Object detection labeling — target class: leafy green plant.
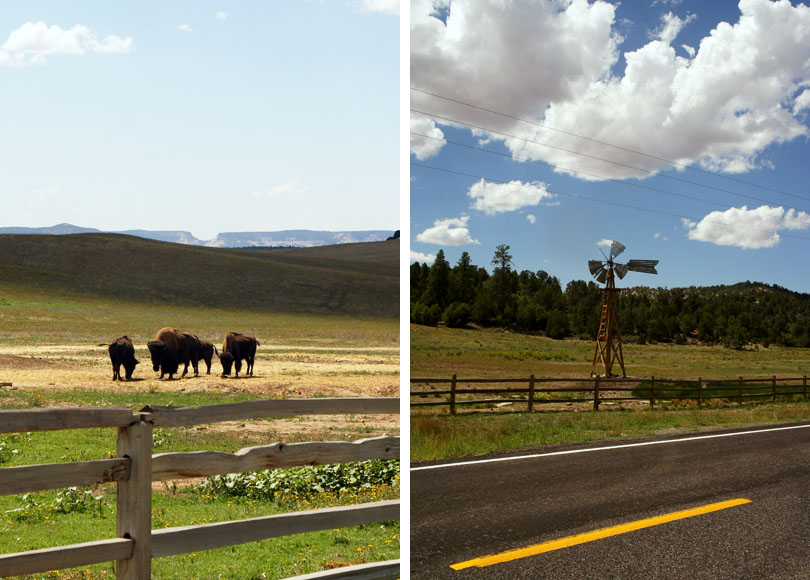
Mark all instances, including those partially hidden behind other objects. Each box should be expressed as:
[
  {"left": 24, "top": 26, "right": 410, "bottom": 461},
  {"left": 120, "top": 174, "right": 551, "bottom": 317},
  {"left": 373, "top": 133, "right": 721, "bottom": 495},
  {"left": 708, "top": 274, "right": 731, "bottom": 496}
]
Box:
[
  {"left": 195, "top": 460, "right": 400, "bottom": 501},
  {"left": 0, "top": 438, "right": 20, "bottom": 463},
  {"left": 12, "top": 487, "right": 109, "bottom": 523}
]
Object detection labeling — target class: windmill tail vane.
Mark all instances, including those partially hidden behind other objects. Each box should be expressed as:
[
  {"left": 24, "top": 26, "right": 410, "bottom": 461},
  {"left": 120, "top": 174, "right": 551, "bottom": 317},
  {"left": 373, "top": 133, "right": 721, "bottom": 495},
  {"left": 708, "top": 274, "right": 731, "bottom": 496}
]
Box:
[{"left": 588, "top": 240, "right": 659, "bottom": 378}]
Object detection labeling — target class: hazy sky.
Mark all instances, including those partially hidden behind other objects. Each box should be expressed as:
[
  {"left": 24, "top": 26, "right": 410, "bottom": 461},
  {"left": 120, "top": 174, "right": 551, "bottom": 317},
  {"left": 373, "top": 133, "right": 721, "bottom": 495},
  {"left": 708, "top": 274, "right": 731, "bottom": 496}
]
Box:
[
  {"left": 410, "top": 0, "right": 810, "bottom": 293},
  {"left": 1, "top": 1, "right": 399, "bottom": 240}
]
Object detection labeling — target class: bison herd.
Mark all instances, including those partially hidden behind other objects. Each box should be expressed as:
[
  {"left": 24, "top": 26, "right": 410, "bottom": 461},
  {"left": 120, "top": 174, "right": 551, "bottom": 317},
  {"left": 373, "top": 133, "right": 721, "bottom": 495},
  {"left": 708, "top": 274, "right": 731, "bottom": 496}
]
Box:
[{"left": 106, "top": 327, "right": 259, "bottom": 381}]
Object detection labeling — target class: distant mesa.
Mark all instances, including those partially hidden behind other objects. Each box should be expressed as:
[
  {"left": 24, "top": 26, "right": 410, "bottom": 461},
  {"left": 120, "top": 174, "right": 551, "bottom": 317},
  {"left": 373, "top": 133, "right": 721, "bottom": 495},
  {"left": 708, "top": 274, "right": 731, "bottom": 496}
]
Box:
[{"left": 0, "top": 223, "right": 398, "bottom": 249}]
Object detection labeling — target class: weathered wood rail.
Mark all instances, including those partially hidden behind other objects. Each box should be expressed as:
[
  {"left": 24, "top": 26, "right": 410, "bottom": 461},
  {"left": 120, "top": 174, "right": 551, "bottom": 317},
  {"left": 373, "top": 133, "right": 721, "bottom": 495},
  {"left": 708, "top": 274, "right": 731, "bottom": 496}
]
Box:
[
  {"left": 0, "top": 397, "right": 400, "bottom": 579},
  {"left": 411, "top": 375, "right": 810, "bottom": 413}
]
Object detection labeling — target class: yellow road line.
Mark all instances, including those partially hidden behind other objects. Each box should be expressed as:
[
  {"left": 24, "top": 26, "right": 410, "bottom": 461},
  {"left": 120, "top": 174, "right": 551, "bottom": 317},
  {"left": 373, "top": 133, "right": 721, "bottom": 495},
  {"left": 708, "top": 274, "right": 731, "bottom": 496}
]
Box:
[{"left": 450, "top": 498, "right": 751, "bottom": 570}]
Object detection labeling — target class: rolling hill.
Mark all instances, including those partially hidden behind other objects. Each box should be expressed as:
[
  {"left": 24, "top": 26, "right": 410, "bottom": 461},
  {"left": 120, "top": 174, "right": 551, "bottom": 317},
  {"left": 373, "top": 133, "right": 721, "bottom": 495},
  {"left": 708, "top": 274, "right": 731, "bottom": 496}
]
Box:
[{"left": 0, "top": 234, "right": 399, "bottom": 318}]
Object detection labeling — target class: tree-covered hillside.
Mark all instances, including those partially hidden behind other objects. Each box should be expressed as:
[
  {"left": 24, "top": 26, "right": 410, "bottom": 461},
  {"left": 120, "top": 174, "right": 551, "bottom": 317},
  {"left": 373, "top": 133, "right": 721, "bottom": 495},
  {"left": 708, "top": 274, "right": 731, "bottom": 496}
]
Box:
[{"left": 411, "top": 246, "right": 810, "bottom": 348}]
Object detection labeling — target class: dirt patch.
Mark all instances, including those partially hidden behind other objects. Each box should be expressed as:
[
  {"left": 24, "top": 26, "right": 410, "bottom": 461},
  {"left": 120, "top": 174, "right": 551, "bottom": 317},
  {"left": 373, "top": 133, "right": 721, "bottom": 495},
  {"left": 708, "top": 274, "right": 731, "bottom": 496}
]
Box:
[
  {"left": 0, "top": 353, "right": 73, "bottom": 370},
  {"left": 0, "top": 343, "right": 400, "bottom": 436}
]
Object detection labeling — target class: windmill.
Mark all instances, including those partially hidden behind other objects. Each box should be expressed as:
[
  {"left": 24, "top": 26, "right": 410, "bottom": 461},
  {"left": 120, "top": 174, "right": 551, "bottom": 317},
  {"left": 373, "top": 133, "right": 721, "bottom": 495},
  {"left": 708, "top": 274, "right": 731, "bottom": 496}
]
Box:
[{"left": 588, "top": 241, "right": 658, "bottom": 378}]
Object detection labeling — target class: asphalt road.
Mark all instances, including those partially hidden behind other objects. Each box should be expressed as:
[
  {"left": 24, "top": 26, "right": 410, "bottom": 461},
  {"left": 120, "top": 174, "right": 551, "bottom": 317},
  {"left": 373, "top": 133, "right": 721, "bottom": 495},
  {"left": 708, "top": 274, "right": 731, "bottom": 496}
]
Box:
[{"left": 410, "top": 423, "right": 810, "bottom": 579}]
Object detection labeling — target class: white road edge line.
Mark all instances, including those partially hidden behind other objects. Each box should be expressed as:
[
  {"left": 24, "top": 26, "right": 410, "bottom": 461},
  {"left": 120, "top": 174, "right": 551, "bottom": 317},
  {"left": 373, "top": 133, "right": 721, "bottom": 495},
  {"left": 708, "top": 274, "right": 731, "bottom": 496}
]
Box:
[{"left": 411, "top": 423, "right": 810, "bottom": 472}]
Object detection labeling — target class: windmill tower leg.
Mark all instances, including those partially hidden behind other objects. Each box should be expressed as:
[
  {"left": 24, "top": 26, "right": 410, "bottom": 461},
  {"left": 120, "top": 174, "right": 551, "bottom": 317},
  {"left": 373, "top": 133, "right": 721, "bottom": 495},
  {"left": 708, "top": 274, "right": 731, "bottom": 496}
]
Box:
[{"left": 591, "top": 268, "right": 626, "bottom": 378}]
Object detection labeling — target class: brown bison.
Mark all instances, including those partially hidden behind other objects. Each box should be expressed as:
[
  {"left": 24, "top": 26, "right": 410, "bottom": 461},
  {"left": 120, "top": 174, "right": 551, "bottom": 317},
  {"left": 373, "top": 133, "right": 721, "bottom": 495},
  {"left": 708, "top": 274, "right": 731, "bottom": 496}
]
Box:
[
  {"left": 108, "top": 336, "right": 139, "bottom": 381},
  {"left": 147, "top": 327, "right": 201, "bottom": 380},
  {"left": 194, "top": 335, "right": 218, "bottom": 375},
  {"left": 218, "top": 332, "right": 259, "bottom": 377}
]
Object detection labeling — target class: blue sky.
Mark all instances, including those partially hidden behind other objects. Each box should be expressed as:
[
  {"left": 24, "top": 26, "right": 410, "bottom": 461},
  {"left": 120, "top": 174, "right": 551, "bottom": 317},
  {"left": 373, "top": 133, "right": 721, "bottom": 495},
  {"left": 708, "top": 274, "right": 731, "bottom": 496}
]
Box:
[
  {"left": 410, "top": 0, "right": 810, "bottom": 293},
  {"left": 1, "top": 1, "right": 399, "bottom": 240}
]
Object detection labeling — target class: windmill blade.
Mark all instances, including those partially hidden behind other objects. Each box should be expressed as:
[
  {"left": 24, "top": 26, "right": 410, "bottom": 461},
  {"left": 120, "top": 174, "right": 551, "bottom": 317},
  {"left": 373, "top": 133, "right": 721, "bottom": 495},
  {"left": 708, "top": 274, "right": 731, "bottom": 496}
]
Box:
[
  {"left": 609, "top": 240, "right": 626, "bottom": 260},
  {"left": 614, "top": 263, "right": 629, "bottom": 279},
  {"left": 595, "top": 269, "right": 608, "bottom": 284},
  {"left": 588, "top": 260, "right": 605, "bottom": 277},
  {"left": 627, "top": 259, "right": 659, "bottom": 274}
]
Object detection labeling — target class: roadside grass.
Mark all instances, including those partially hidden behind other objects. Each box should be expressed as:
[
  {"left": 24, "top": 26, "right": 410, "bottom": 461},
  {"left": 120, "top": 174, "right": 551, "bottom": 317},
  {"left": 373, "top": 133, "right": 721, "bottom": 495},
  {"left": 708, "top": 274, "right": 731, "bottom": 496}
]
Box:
[{"left": 411, "top": 400, "right": 810, "bottom": 462}]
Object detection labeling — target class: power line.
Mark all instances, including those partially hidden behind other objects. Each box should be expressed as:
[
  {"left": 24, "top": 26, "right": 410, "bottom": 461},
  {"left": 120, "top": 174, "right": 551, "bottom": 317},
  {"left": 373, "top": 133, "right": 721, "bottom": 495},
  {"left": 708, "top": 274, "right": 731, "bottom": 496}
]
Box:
[
  {"left": 411, "top": 108, "right": 810, "bottom": 217},
  {"left": 411, "top": 86, "right": 810, "bottom": 203},
  {"left": 411, "top": 162, "right": 810, "bottom": 243},
  {"left": 410, "top": 131, "right": 810, "bottom": 230}
]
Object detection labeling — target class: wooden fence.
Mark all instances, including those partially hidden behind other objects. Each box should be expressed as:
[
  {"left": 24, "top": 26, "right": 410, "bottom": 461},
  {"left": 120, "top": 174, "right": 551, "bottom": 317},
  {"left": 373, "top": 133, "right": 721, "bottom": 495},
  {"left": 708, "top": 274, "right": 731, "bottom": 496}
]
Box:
[
  {"left": 0, "top": 398, "right": 400, "bottom": 580},
  {"left": 411, "top": 375, "right": 810, "bottom": 413}
]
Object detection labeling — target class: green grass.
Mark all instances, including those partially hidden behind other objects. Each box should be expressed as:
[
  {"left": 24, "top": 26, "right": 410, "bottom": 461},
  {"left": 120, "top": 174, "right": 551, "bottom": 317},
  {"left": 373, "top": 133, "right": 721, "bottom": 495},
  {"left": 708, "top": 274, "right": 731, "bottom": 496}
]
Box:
[
  {"left": 411, "top": 400, "right": 810, "bottom": 461},
  {"left": 0, "top": 423, "right": 400, "bottom": 579},
  {"left": 411, "top": 324, "right": 810, "bottom": 379},
  {"left": 411, "top": 324, "right": 810, "bottom": 460},
  {"left": 0, "top": 297, "right": 398, "bottom": 347},
  {"left": 2, "top": 485, "right": 399, "bottom": 579}
]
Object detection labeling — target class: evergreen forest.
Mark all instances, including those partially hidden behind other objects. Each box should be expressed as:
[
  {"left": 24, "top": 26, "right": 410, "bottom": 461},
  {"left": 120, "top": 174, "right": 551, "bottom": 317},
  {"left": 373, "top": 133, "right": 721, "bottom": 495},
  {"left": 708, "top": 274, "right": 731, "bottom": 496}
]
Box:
[{"left": 410, "top": 245, "right": 810, "bottom": 349}]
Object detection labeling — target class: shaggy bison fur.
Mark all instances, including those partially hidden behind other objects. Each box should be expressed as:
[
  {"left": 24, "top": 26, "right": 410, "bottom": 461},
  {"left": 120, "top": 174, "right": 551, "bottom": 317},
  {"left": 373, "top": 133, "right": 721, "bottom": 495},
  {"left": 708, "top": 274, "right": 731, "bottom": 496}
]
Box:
[
  {"left": 194, "top": 336, "right": 218, "bottom": 375},
  {"left": 147, "top": 327, "right": 201, "bottom": 380},
  {"left": 218, "top": 332, "right": 259, "bottom": 377},
  {"left": 108, "top": 336, "right": 139, "bottom": 381}
]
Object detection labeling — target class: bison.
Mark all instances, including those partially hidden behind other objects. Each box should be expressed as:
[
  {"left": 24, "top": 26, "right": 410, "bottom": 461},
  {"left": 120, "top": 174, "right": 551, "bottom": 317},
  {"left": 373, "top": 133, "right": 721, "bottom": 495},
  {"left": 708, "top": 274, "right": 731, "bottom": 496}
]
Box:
[
  {"left": 194, "top": 336, "right": 218, "bottom": 375},
  {"left": 218, "top": 332, "right": 259, "bottom": 377},
  {"left": 147, "top": 327, "right": 201, "bottom": 380},
  {"left": 108, "top": 336, "right": 139, "bottom": 381}
]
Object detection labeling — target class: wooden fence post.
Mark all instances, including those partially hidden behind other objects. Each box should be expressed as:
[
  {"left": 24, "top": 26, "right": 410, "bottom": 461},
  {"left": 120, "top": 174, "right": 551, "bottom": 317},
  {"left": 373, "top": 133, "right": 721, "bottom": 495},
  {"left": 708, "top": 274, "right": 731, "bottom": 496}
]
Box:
[
  {"left": 593, "top": 377, "right": 600, "bottom": 411},
  {"left": 772, "top": 375, "right": 776, "bottom": 402},
  {"left": 650, "top": 376, "right": 655, "bottom": 408},
  {"left": 117, "top": 417, "right": 152, "bottom": 580},
  {"left": 528, "top": 375, "right": 535, "bottom": 413},
  {"left": 738, "top": 377, "right": 743, "bottom": 406},
  {"left": 450, "top": 374, "right": 457, "bottom": 415},
  {"left": 696, "top": 377, "right": 702, "bottom": 407},
  {"left": 804, "top": 375, "right": 807, "bottom": 399}
]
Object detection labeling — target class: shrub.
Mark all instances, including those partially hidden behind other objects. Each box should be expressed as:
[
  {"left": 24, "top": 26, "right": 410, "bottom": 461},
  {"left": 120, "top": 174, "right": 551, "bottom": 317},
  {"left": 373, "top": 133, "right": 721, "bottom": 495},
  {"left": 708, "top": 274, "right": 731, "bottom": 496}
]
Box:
[
  {"left": 444, "top": 303, "right": 471, "bottom": 328},
  {"left": 411, "top": 303, "right": 441, "bottom": 326}
]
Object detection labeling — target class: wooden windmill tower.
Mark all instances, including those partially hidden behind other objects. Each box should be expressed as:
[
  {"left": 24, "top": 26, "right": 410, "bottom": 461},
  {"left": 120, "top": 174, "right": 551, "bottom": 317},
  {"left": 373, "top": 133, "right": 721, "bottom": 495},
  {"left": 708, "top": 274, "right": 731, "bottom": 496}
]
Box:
[{"left": 588, "top": 241, "right": 658, "bottom": 377}]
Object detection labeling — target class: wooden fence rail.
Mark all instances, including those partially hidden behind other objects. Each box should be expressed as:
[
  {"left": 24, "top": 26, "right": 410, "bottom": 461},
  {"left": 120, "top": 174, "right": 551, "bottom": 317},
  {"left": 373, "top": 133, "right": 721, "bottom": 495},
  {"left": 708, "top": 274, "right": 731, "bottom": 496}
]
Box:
[
  {"left": 411, "top": 375, "right": 809, "bottom": 413},
  {"left": 0, "top": 398, "right": 400, "bottom": 580}
]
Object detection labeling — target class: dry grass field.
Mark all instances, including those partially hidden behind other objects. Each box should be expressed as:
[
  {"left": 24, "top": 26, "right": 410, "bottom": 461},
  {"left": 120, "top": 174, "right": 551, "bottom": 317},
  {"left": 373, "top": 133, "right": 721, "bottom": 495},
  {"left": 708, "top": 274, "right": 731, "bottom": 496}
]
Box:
[
  {"left": 0, "top": 339, "right": 399, "bottom": 440},
  {"left": 411, "top": 323, "right": 810, "bottom": 380}
]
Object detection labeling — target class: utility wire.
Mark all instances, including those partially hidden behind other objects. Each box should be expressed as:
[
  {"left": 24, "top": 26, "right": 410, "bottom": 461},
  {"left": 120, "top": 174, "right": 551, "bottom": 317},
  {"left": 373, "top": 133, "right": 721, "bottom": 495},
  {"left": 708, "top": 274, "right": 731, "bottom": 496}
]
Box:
[
  {"left": 410, "top": 131, "right": 810, "bottom": 230},
  {"left": 411, "top": 162, "right": 810, "bottom": 243},
  {"left": 411, "top": 86, "right": 810, "bottom": 203},
  {"left": 411, "top": 108, "right": 810, "bottom": 217}
]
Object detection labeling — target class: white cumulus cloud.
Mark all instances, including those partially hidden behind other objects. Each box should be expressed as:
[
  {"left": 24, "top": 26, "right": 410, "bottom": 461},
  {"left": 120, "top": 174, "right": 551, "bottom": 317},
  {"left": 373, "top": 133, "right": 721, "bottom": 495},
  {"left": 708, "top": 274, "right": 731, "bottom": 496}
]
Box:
[
  {"left": 685, "top": 205, "right": 810, "bottom": 249},
  {"left": 526, "top": 214, "right": 536, "bottom": 224},
  {"left": 410, "top": 116, "right": 445, "bottom": 160},
  {"left": 357, "top": 0, "right": 400, "bottom": 15},
  {"left": 1, "top": 22, "right": 132, "bottom": 66},
  {"left": 412, "top": 0, "right": 810, "bottom": 180},
  {"left": 178, "top": 24, "right": 193, "bottom": 33},
  {"left": 216, "top": 11, "right": 228, "bottom": 20},
  {"left": 467, "top": 178, "right": 552, "bottom": 215},
  {"left": 416, "top": 215, "right": 478, "bottom": 246},
  {"left": 653, "top": 12, "right": 695, "bottom": 44},
  {"left": 411, "top": 250, "right": 436, "bottom": 264}
]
